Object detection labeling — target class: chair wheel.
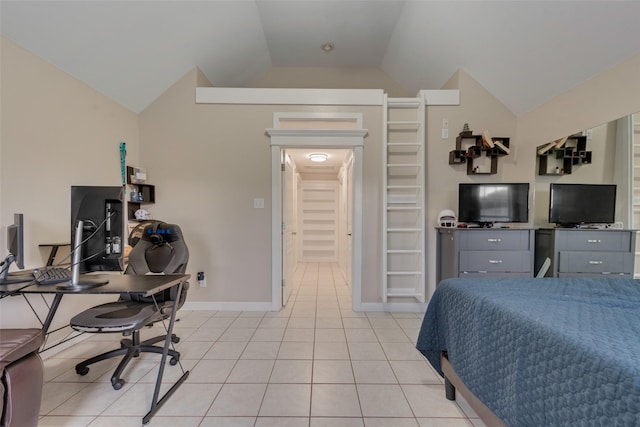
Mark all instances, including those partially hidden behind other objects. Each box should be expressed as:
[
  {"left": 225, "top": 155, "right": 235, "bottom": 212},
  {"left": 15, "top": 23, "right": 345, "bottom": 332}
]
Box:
[
  {"left": 170, "top": 356, "right": 179, "bottom": 365},
  {"left": 76, "top": 366, "right": 90, "bottom": 376},
  {"left": 112, "top": 379, "right": 125, "bottom": 390},
  {"left": 171, "top": 335, "right": 180, "bottom": 343}
]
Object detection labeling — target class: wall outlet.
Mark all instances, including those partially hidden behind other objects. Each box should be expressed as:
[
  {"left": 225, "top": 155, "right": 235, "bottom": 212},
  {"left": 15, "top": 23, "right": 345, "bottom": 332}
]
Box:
[
  {"left": 197, "top": 271, "right": 206, "bottom": 287},
  {"left": 441, "top": 128, "right": 449, "bottom": 139}
]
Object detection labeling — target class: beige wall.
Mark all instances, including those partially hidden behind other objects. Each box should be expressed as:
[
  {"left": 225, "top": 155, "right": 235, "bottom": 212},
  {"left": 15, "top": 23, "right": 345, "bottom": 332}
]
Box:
[
  {"left": 139, "top": 68, "right": 386, "bottom": 304},
  {"left": 2, "top": 34, "right": 640, "bottom": 316},
  {"left": 518, "top": 53, "right": 640, "bottom": 230},
  {"left": 0, "top": 36, "right": 139, "bottom": 332},
  {"left": 424, "top": 69, "right": 521, "bottom": 298}
]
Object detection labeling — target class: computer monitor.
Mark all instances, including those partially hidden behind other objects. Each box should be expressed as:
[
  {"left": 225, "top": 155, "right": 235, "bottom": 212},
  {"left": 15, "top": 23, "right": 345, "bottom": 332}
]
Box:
[
  {"left": 70, "top": 186, "right": 124, "bottom": 272},
  {"left": 0, "top": 213, "right": 30, "bottom": 284}
]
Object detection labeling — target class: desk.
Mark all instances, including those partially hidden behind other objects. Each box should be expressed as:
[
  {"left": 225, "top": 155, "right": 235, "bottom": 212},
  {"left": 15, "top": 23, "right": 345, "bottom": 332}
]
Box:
[
  {"left": 38, "top": 242, "right": 71, "bottom": 266},
  {"left": 5, "top": 273, "right": 190, "bottom": 425}
]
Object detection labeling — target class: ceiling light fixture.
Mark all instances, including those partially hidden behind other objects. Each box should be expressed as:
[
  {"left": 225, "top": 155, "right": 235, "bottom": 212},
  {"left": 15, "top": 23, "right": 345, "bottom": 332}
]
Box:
[
  {"left": 308, "top": 152, "right": 329, "bottom": 162},
  {"left": 321, "top": 43, "right": 335, "bottom": 53}
]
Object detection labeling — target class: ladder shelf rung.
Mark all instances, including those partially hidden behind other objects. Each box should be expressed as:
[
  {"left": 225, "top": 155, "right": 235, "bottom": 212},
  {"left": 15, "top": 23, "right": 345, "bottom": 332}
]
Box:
[
  {"left": 386, "top": 207, "right": 421, "bottom": 211},
  {"left": 387, "top": 185, "right": 420, "bottom": 189},
  {"left": 387, "top": 98, "right": 422, "bottom": 108},
  {"left": 386, "top": 289, "right": 423, "bottom": 298}
]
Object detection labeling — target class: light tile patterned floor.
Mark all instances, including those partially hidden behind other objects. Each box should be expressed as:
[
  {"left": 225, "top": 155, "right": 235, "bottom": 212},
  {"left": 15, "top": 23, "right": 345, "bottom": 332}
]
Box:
[{"left": 38, "top": 263, "right": 484, "bottom": 426}]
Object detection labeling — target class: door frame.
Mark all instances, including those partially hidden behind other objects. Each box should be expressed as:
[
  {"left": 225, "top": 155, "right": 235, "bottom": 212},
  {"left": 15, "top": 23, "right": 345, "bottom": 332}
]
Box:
[{"left": 266, "top": 112, "right": 367, "bottom": 311}]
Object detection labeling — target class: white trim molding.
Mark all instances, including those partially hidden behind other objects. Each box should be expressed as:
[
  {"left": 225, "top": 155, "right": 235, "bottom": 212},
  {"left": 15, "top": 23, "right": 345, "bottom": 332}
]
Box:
[
  {"left": 419, "top": 89, "right": 460, "bottom": 106},
  {"left": 267, "top": 112, "right": 367, "bottom": 312},
  {"left": 196, "top": 87, "right": 384, "bottom": 106},
  {"left": 266, "top": 129, "right": 367, "bottom": 147}
]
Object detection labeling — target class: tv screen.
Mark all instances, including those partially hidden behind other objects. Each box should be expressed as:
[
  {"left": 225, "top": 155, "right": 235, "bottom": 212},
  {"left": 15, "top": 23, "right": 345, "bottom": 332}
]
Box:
[
  {"left": 458, "top": 183, "right": 529, "bottom": 226},
  {"left": 549, "top": 183, "right": 616, "bottom": 226}
]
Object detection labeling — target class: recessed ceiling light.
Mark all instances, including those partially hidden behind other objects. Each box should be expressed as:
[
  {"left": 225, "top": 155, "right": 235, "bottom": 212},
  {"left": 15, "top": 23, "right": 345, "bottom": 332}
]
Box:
[
  {"left": 321, "top": 43, "right": 335, "bottom": 53},
  {"left": 308, "top": 152, "right": 329, "bottom": 162}
]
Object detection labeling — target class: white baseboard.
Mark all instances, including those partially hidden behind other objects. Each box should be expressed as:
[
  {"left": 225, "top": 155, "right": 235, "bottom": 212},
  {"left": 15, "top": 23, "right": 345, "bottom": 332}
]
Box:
[{"left": 183, "top": 301, "right": 274, "bottom": 312}]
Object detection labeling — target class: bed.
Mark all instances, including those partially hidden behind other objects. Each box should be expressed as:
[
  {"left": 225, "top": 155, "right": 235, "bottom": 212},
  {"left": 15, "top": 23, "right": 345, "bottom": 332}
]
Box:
[{"left": 416, "top": 277, "right": 640, "bottom": 426}]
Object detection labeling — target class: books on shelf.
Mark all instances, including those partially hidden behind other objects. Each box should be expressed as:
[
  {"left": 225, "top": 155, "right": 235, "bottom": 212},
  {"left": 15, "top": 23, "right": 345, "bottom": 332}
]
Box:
[
  {"left": 482, "top": 131, "right": 494, "bottom": 148},
  {"left": 554, "top": 136, "right": 568, "bottom": 148},
  {"left": 537, "top": 142, "right": 556, "bottom": 155},
  {"left": 493, "top": 139, "right": 510, "bottom": 154}
]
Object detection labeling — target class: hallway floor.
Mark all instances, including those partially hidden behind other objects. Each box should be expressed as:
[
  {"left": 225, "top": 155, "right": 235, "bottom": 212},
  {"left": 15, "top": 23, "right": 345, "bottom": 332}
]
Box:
[{"left": 38, "top": 262, "right": 483, "bottom": 426}]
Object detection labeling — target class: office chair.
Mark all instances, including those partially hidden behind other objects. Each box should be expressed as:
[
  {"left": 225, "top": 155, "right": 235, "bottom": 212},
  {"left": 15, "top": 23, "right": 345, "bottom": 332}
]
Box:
[{"left": 70, "top": 222, "right": 189, "bottom": 390}]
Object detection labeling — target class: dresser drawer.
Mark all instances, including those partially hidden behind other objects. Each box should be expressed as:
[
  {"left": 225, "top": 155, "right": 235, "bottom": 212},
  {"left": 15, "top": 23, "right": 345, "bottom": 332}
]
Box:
[
  {"left": 557, "top": 230, "right": 631, "bottom": 252},
  {"left": 558, "top": 251, "right": 634, "bottom": 274},
  {"left": 459, "top": 230, "right": 531, "bottom": 250},
  {"left": 460, "top": 251, "right": 532, "bottom": 273}
]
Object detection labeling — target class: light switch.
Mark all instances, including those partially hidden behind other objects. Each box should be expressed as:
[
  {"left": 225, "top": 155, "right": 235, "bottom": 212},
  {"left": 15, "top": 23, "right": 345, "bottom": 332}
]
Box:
[
  {"left": 254, "top": 198, "right": 265, "bottom": 209},
  {"left": 441, "top": 128, "right": 449, "bottom": 139}
]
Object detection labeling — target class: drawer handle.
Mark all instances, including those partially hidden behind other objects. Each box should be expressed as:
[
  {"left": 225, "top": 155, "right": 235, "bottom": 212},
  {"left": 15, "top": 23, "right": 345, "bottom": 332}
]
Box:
[
  {"left": 587, "top": 239, "right": 602, "bottom": 243},
  {"left": 488, "top": 260, "right": 503, "bottom": 264},
  {"left": 487, "top": 238, "right": 501, "bottom": 243},
  {"left": 589, "top": 261, "right": 604, "bottom": 265}
]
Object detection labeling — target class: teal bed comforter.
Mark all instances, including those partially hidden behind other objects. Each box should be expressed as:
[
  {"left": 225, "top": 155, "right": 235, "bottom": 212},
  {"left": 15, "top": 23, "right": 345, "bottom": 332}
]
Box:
[{"left": 416, "top": 277, "right": 640, "bottom": 426}]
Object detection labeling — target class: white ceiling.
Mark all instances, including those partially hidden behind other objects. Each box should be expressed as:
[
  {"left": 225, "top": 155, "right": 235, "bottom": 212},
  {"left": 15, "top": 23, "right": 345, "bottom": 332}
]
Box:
[{"left": 2, "top": 1, "right": 640, "bottom": 115}]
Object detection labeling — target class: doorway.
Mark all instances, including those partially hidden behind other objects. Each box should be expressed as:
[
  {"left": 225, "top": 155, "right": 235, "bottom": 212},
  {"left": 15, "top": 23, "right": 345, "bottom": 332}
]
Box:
[
  {"left": 267, "top": 112, "right": 367, "bottom": 311},
  {"left": 281, "top": 148, "right": 354, "bottom": 306}
]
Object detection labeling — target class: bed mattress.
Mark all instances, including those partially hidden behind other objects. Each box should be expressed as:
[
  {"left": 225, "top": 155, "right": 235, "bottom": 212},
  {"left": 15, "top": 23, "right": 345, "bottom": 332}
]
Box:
[{"left": 416, "top": 277, "right": 640, "bottom": 426}]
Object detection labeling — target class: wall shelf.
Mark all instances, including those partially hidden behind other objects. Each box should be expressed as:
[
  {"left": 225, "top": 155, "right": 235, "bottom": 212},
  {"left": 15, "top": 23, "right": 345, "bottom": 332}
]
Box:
[
  {"left": 448, "top": 132, "right": 510, "bottom": 175},
  {"left": 126, "top": 166, "right": 155, "bottom": 220},
  {"left": 537, "top": 135, "right": 591, "bottom": 175}
]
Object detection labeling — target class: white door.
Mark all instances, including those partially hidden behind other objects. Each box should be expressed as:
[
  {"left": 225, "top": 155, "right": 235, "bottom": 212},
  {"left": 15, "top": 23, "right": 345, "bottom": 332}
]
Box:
[
  {"left": 338, "top": 153, "right": 354, "bottom": 286},
  {"left": 346, "top": 155, "right": 354, "bottom": 285},
  {"left": 282, "top": 152, "right": 297, "bottom": 306},
  {"left": 298, "top": 181, "right": 339, "bottom": 262}
]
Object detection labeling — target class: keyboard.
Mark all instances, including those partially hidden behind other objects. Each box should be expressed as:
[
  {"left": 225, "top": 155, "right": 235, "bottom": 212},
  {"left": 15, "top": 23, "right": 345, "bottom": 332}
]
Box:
[{"left": 32, "top": 267, "right": 72, "bottom": 285}]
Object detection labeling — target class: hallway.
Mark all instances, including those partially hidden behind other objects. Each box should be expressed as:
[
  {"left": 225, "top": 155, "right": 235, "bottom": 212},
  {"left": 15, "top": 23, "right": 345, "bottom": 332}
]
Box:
[{"left": 37, "top": 262, "right": 482, "bottom": 426}]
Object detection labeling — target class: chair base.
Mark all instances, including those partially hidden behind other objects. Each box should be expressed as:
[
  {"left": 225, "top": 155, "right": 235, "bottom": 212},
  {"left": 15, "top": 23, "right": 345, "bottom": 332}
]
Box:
[{"left": 75, "top": 330, "right": 180, "bottom": 390}]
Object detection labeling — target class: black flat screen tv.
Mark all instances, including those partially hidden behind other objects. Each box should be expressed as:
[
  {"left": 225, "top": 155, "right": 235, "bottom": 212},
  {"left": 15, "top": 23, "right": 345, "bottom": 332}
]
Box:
[
  {"left": 549, "top": 183, "right": 616, "bottom": 227},
  {"left": 458, "top": 183, "right": 529, "bottom": 227}
]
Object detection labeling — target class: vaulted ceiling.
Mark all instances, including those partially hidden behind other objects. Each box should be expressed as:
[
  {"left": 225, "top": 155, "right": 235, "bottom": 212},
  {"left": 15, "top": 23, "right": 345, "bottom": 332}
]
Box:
[{"left": 2, "top": 1, "right": 639, "bottom": 116}]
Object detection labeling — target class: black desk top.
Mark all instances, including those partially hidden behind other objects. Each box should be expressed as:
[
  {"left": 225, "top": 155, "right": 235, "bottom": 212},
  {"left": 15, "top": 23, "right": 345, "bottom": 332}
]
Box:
[{"left": 5, "top": 273, "right": 190, "bottom": 297}]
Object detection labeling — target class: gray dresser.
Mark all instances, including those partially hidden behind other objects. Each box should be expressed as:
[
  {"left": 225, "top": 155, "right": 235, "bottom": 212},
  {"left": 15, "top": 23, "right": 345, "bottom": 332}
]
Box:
[
  {"left": 534, "top": 228, "right": 636, "bottom": 278},
  {"left": 436, "top": 228, "right": 535, "bottom": 283}
]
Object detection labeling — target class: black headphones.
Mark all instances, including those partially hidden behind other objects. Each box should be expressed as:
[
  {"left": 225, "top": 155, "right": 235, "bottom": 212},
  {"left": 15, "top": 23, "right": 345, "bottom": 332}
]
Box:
[{"left": 147, "top": 222, "right": 174, "bottom": 250}]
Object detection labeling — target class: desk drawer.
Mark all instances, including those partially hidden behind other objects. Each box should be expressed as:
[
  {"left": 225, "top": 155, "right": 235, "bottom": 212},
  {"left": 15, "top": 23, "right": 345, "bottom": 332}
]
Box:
[
  {"left": 459, "top": 230, "right": 531, "bottom": 250},
  {"left": 460, "top": 251, "right": 531, "bottom": 273},
  {"left": 558, "top": 231, "right": 630, "bottom": 252},
  {"left": 558, "top": 251, "right": 634, "bottom": 274}
]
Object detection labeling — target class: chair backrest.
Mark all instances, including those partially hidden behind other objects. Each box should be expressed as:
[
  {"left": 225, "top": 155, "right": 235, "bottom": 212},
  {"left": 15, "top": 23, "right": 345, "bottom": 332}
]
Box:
[{"left": 124, "top": 222, "right": 189, "bottom": 303}]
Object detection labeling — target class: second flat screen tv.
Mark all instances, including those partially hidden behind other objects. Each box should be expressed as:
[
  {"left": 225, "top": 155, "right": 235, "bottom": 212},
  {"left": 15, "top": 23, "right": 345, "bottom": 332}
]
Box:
[
  {"left": 458, "top": 183, "right": 529, "bottom": 227},
  {"left": 549, "top": 183, "right": 616, "bottom": 227}
]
